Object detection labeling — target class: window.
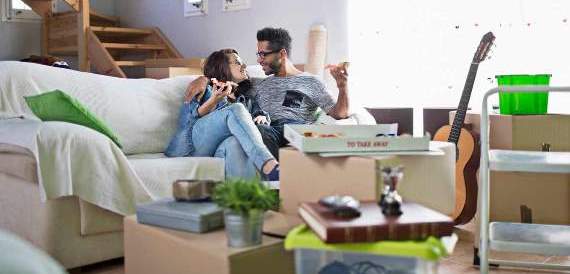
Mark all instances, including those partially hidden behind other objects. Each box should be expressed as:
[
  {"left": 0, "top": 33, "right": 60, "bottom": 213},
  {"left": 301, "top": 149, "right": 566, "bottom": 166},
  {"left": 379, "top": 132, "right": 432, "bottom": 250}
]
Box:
[
  {"left": 1, "top": 0, "right": 40, "bottom": 22},
  {"left": 348, "top": 0, "right": 570, "bottom": 135},
  {"left": 184, "top": 0, "right": 207, "bottom": 17}
]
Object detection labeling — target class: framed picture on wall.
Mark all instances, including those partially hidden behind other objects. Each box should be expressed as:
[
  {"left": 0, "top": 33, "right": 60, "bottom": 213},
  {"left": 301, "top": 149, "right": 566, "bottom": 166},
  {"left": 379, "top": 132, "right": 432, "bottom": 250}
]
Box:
[
  {"left": 184, "top": 0, "right": 208, "bottom": 17},
  {"left": 223, "top": 0, "right": 250, "bottom": 12}
]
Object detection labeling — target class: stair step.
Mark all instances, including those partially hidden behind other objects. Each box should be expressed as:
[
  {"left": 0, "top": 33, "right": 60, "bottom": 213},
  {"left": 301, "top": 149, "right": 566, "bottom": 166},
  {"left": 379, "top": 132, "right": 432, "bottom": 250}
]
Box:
[
  {"left": 51, "top": 11, "right": 79, "bottom": 18},
  {"left": 116, "top": 61, "right": 146, "bottom": 67},
  {"left": 62, "top": 0, "right": 79, "bottom": 12},
  {"left": 50, "top": 11, "right": 119, "bottom": 26},
  {"left": 49, "top": 46, "right": 77, "bottom": 55},
  {"left": 102, "top": 43, "right": 166, "bottom": 50},
  {"left": 91, "top": 26, "right": 153, "bottom": 36},
  {"left": 89, "top": 10, "right": 119, "bottom": 25}
]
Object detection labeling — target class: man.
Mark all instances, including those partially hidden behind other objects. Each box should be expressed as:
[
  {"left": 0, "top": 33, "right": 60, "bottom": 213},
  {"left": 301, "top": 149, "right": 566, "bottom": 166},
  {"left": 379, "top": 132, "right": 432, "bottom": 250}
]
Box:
[{"left": 254, "top": 27, "right": 350, "bottom": 159}]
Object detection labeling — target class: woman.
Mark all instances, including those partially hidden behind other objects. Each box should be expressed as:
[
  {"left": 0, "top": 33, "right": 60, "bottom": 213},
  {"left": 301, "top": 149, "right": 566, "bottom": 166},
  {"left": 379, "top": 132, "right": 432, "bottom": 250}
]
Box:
[{"left": 165, "top": 49, "right": 278, "bottom": 180}]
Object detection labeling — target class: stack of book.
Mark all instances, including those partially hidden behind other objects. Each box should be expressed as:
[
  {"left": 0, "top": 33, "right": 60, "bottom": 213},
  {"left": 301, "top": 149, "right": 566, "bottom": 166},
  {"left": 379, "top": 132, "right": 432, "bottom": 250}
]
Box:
[{"left": 298, "top": 201, "right": 454, "bottom": 243}]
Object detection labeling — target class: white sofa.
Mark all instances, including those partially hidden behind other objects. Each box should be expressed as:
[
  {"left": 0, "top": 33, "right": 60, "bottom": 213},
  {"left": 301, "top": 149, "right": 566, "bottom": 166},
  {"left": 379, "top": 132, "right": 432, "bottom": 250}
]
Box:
[
  {"left": 0, "top": 61, "right": 375, "bottom": 268},
  {"left": 0, "top": 61, "right": 228, "bottom": 268}
]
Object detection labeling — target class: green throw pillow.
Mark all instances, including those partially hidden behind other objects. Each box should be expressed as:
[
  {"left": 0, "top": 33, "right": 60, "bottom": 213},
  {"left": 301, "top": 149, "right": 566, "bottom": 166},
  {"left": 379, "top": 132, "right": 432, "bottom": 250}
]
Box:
[{"left": 24, "top": 90, "right": 122, "bottom": 148}]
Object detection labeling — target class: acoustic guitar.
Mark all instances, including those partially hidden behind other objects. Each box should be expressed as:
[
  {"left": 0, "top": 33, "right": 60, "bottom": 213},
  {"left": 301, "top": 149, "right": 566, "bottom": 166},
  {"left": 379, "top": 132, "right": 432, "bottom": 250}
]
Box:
[{"left": 434, "top": 32, "right": 495, "bottom": 225}]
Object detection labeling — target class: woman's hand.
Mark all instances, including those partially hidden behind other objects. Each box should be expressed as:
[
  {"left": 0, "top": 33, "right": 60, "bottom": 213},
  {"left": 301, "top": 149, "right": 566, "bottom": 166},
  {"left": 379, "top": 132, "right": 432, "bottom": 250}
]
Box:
[
  {"left": 211, "top": 79, "right": 238, "bottom": 101},
  {"left": 197, "top": 79, "right": 234, "bottom": 117}
]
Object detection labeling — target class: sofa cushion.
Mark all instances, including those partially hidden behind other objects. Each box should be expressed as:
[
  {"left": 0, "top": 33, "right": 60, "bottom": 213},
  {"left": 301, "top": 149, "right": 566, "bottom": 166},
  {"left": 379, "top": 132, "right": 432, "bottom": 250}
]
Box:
[{"left": 24, "top": 90, "right": 122, "bottom": 148}]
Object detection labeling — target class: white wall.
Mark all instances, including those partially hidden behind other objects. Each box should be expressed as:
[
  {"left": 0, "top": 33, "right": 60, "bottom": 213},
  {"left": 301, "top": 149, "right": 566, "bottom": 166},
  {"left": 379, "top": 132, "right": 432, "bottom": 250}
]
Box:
[
  {"left": 115, "top": 0, "right": 349, "bottom": 67},
  {"left": 0, "top": 21, "right": 41, "bottom": 60}
]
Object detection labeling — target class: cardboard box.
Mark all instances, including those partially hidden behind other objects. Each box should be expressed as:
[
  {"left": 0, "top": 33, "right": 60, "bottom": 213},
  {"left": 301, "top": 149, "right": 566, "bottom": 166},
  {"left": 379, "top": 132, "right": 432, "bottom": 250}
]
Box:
[
  {"left": 124, "top": 216, "right": 294, "bottom": 274},
  {"left": 450, "top": 112, "right": 570, "bottom": 224},
  {"left": 145, "top": 67, "right": 203, "bottom": 79},
  {"left": 145, "top": 58, "right": 204, "bottom": 79},
  {"left": 279, "top": 141, "right": 455, "bottom": 217},
  {"left": 262, "top": 210, "right": 303, "bottom": 238},
  {"left": 449, "top": 112, "right": 570, "bottom": 151},
  {"left": 145, "top": 58, "right": 204, "bottom": 68}
]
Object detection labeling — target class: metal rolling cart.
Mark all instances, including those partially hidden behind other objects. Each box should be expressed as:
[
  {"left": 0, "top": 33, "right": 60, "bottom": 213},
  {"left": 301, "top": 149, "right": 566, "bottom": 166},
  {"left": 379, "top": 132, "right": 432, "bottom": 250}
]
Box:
[{"left": 478, "top": 85, "right": 570, "bottom": 273}]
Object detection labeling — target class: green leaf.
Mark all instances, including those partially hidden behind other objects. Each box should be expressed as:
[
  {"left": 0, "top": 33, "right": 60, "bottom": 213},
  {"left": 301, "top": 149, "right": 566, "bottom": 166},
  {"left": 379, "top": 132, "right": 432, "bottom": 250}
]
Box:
[{"left": 212, "top": 177, "right": 280, "bottom": 216}]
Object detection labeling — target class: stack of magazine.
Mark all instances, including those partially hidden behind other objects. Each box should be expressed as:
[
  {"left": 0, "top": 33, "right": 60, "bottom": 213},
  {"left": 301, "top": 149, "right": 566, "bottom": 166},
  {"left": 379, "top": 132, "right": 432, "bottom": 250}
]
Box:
[{"left": 136, "top": 198, "right": 224, "bottom": 233}]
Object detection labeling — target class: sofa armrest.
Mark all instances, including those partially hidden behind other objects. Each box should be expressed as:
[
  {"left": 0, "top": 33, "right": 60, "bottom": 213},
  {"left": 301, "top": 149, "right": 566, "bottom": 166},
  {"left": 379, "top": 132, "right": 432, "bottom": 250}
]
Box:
[{"left": 0, "top": 149, "right": 37, "bottom": 183}]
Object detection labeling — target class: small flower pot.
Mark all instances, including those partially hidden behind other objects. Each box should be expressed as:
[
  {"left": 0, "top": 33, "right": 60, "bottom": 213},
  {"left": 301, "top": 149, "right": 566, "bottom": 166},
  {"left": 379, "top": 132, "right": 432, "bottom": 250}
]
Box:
[{"left": 223, "top": 209, "right": 264, "bottom": 248}]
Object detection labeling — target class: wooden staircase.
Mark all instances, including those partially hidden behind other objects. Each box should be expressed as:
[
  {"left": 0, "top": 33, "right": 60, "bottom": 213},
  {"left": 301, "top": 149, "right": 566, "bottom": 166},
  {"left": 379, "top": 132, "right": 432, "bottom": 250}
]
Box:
[
  {"left": 23, "top": 0, "right": 183, "bottom": 78},
  {"left": 87, "top": 25, "right": 182, "bottom": 78}
]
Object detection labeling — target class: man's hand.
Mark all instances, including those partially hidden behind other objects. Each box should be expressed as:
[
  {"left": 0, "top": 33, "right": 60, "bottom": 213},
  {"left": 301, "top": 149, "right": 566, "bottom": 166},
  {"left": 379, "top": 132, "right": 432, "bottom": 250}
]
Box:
[
  {"left": 325, "top": 62, "right": 350, "bottom": 119},
  {"left": 326, "top": 62, "right": 349, "bottom": 90},
  {"left": 184, "top": 76, "right": 208, "bottom": 102},
  {"left": 253, "top": 115, "right": 269, "bottom": 125}
]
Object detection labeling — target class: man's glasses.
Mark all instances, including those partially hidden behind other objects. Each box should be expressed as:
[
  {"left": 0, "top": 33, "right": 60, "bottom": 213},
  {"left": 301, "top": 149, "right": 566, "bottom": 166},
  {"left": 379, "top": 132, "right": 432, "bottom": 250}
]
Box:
[{"left": 256, "top": 49, "right": 281, "bottom": 58}]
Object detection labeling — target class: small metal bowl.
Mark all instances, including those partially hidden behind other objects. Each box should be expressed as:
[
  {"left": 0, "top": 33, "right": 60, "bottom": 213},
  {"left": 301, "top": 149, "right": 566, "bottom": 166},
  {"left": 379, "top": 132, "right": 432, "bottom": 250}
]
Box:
[{"left": 172, "top": 180, "right": 219, "bottom": 202}]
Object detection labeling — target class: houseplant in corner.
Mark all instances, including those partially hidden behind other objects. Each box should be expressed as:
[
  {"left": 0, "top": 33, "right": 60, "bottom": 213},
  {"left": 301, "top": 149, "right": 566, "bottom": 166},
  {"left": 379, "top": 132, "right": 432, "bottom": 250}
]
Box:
[{"left": 213, "top": 177, "right": 279, "bottom": 247}]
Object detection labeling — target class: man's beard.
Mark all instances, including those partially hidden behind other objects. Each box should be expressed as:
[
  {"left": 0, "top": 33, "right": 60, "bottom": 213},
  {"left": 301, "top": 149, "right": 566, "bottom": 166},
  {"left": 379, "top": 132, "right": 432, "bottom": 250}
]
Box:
[{"left": 266, "top": 58, "right": 281, "bottom": 75}]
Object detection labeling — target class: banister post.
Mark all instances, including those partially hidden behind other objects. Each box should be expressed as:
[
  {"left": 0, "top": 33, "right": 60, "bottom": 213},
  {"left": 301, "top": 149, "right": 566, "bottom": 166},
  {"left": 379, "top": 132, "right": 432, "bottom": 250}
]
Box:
[{"left": 78, "top": 0, "right": 90, "bottom": 72}]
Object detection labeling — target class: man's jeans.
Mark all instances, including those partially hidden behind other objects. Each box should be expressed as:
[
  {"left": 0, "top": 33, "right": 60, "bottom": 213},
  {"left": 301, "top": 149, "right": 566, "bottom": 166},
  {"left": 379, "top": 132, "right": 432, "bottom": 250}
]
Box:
[
  {"left": 192, "top": 104, "right": 274, "bottom": 173},
  {"left": 257, "top": 119, "right": 305, "bottom": 160}
]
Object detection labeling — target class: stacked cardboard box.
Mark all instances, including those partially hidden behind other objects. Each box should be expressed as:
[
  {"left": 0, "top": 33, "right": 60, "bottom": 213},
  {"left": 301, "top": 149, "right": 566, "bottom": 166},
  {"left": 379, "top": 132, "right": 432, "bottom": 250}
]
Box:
[
  {"left": 450, "top": 112, "right": 570, "bottom": 224},
  {"left": 279, "top": 141, "right": 456, "bottom": 218},
  {"left": 124, "top": 216, "right": 294, "bottom": 274}
]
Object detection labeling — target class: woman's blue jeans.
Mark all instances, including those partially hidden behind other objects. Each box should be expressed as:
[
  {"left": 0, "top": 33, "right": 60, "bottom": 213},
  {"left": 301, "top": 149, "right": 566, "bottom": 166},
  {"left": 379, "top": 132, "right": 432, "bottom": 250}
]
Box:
[
  {"left": 214, "top": 136, "right": 257, "bottom": 179},
  {"left": 192, "top": 104, "right": 274, "bottom": 174}
]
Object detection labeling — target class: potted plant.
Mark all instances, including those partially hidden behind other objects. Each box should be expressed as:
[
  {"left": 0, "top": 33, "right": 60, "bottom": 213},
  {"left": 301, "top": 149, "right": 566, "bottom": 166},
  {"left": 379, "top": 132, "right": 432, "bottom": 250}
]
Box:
[{"left": 212, "top": 177, "right": 280, "bottom": 247}]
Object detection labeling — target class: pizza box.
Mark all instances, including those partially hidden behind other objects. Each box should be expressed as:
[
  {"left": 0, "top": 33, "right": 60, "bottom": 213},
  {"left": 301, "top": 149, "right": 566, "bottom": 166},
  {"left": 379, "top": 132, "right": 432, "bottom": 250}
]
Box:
[{"left": 284, "top": 124, "right": 430, "bottom": 153}]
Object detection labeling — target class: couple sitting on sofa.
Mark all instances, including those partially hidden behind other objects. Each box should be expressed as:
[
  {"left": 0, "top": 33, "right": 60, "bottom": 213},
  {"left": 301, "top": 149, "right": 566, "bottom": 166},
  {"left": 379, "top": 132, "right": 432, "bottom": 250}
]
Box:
[{"left": 165, "top": 27, "right": 350, "bottom": 180}]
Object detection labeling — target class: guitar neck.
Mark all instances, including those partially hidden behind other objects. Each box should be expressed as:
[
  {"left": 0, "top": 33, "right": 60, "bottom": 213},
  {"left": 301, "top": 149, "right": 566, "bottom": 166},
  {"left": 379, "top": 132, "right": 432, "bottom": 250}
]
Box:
[{"left": 448, "top": 62, "right": 479, "bottom": 144}]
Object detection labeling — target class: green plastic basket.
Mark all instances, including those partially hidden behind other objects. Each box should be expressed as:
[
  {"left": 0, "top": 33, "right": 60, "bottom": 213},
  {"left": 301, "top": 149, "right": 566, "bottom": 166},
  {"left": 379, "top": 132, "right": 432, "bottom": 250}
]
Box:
[
  {"left": 495, "top": 74, "right": 551, "bottom": 115},
  {"left": 284, "top": 225, "right": 451, "bottom": 261}
]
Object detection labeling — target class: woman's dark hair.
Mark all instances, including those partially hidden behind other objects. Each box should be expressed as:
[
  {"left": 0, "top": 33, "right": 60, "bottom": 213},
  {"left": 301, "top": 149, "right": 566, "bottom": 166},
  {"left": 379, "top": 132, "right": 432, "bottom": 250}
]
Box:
[
  {"left": 202, "top": 48, "right": 251, "bottom": 100},
  {"left": 256, "top": 27, "right": 292, "bottom": 56},
  {"left": 203, "top": 48, "right": 236, "bottom": 82}
]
